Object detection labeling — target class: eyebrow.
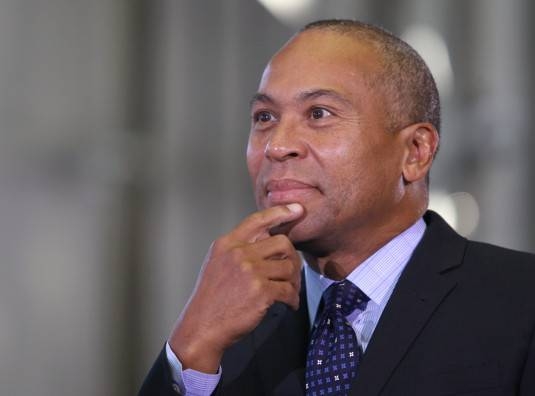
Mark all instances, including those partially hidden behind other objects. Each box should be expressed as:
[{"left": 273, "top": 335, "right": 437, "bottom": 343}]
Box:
[
  {"left": 249, "top": 93, "right": 275, "bottom": 109},
  {"left": 249, "top": 89, "right": 352, "bottom": 109},
  {"left": 297, "top": 89, "right": 352, "bottom": 107}
]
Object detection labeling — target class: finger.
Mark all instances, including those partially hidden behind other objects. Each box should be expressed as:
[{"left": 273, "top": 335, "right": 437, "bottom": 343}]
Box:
[
  {"left": 253, "top": 258, "right": 301, "bottom": 285},
  {"left": 243, "top": 234, "right": 298, "bottom": 260},
  {"left": 231, "top": 203, "right": 304, "bottom": 243},
  {"left": 268, "top": 280, "right": 300, "bottom": 310}
]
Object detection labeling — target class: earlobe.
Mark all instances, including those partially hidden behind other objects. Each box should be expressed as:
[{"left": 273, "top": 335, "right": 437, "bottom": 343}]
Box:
[{"left": 401, "top": 123, "right": 439, "bottom": 183}]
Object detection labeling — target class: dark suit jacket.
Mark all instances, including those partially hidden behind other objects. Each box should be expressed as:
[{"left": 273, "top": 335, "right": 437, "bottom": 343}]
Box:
[{"left": 139, "top": 211, "right": 535, "bottom": 395}]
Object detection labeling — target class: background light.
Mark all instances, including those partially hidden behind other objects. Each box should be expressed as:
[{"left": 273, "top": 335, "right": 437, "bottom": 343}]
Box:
[
  {"left": 257, "top": 0, "right": 317, "bottom": 27},
  {"left": 429, "top": 190, "right": 480, "bottom": 236}
]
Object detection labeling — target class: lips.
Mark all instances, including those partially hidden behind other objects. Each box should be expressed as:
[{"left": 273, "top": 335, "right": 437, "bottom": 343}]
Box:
[
  {"left": 265, "top": 179, "right": 317, "bottom": 205},
  {"left": 266, "top": 179, "right": 315, "bottom": 191}
]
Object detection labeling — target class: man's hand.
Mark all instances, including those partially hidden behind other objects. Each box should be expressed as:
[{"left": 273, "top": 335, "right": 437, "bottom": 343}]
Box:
[{"left": 168, "top": 203, "right": 304, "bottom": 374}]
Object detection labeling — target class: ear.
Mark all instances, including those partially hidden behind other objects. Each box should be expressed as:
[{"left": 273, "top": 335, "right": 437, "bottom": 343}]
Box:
[{"left": 401, "top": 122, "right": 439, "bottom": 183}]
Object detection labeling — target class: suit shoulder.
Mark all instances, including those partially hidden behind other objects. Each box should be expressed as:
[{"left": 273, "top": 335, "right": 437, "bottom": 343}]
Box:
[
  {"left": 465, "top": 240, "right": 535, "bottom": 266},
  {"left": 463, "top": 240, "right": 535, "bottom": 288}
]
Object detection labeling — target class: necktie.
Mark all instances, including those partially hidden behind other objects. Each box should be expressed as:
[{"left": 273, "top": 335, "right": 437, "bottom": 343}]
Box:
[{"left": 305, "top": 281, "right": 369, "bottom": 396}]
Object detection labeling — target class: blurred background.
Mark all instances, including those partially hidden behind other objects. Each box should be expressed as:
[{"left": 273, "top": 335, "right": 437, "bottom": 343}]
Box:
[{"left": 0, "top": 0, "right": 533, "bottom": 395}]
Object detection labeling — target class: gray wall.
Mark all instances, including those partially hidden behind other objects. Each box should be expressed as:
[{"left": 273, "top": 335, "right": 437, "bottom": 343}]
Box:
[{"left": 0, "top": 1, "right": 532, "bottom": 395}]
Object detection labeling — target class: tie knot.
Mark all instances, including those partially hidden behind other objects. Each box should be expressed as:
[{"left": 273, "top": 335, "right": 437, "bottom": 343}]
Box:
[{"left": 322, "top": 281, "right": 369, "bottom": 316}]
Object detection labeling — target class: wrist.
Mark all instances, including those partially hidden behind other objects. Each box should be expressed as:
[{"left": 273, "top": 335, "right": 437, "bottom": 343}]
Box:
[{"left": 169, "top": 323, "right": 224, "bottom": 374}]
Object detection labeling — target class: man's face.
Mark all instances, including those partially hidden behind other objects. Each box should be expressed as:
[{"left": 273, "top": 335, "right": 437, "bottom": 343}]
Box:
[{"left": 247, "top": 30, "right": 409, "bottom": 252}]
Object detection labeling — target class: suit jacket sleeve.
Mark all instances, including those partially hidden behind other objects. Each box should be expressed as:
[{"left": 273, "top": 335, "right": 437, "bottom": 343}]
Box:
[
  {"left": 138, "top": 346, "right": 180, "bottom": 396},
  {"left": 519, "top": 323, "right": 535, "bottom": 395}
]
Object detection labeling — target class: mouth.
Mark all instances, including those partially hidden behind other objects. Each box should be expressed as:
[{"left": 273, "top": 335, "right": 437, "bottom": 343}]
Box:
[{"left": 264, "top": 178, "right": 318, "bottom": 205}]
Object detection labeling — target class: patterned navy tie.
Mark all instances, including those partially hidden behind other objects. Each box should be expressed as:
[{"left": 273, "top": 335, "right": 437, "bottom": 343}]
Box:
[{"left": 305, "top": 281, "right": 369, "bottom": 396}]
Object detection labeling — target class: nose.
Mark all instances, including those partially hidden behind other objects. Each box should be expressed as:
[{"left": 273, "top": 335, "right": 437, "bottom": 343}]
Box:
[{"left": 264, "top": 122, "right": 306, "bottom": 161}]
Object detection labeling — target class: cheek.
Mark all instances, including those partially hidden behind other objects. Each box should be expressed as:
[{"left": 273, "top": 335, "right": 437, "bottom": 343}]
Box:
[
  {"left": 246, "top": 140, "right": 267, "bottom": 208},
  {"left": 317, "top": 144, "right": 367, "bottom": 207},
  {"left": 324, "top": 140, "right": 390, "bottom": 202},
  {"left": 246, "top": 139, "right": 263, "bottom": 180}
]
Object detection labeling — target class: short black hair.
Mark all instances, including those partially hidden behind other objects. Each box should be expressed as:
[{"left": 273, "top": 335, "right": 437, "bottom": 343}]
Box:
[{"left": 301, "top": 19, "right": 441, "bottom": 135}]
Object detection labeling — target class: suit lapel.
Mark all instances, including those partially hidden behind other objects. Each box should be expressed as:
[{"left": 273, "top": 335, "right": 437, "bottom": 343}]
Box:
[
  {"left": 254, "top": 276, "right": 310, "bottom": 396},
  {"left": 350, "top": 211, "right": 467, "bottom": 396}
]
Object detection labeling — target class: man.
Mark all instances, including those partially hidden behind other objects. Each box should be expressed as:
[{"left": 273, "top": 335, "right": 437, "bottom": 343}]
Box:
[{"left": 140, "top": 19, "right": 535, "bottom": 395}]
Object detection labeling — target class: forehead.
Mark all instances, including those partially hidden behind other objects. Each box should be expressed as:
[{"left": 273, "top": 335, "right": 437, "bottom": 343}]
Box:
[{"left": 257, "top": 30, "right": 382, "bottom": 102}]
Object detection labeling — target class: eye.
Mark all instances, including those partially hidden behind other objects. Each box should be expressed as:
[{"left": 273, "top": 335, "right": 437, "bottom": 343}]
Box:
[
  {"left": 310, "top": 107, "right": 332, "bottom": 120},
  {"left": 253, "top": 111, "right": 276, "bottom": 123}
]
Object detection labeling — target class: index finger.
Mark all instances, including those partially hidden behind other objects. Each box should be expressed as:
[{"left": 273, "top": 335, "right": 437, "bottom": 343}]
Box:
[{"left": 230, "top": 203, "right": 304, "bottom": 243}]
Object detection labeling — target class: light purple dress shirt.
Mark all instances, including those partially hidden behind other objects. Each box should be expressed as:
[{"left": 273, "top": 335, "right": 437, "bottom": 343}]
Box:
[{"left": 166, "top": 218, "right": 426, "bottom": 395}]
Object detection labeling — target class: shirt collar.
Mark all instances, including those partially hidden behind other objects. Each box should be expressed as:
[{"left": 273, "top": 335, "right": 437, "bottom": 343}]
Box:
[{"left": 304, "top": 217, "right": 426, "bottom": 325}]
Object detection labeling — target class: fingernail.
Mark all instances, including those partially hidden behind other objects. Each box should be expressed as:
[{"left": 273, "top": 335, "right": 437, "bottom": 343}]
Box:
[{"left": 286, "top": 203, "right": 303, "bottom": 214}]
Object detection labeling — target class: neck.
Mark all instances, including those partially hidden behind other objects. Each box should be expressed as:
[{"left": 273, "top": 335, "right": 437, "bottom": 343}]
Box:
[{"left": 303, "top": 235, "right": 390, "bottom": 280}]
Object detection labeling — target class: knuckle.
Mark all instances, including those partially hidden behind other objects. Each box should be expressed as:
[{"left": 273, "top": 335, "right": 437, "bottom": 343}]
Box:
[
  {"left": 270, "top": 234, "right": 285, "bottom": 244},
  {"left": 249, "top": 278, "right": 264, "bottom": 295},
  {"left": 239, "top": 259, "right": 253, "bottom": 275},
  {"left": 276, "top": 234, "right": 294, "bottom": 251},
  {"left": 280, "top": 233, "right": 292, "bottom": 245}
]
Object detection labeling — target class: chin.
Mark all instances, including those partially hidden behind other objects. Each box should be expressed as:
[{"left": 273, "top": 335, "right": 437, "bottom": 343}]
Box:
[
  {"left": 286, "top": 218, "right": 337, "bottom": 256},
  {"left": 292, "top": 236, "right": 330, "bottom": 257},
  {"left": 285, "top": 222, "right": 321, "bottom": 246}
]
